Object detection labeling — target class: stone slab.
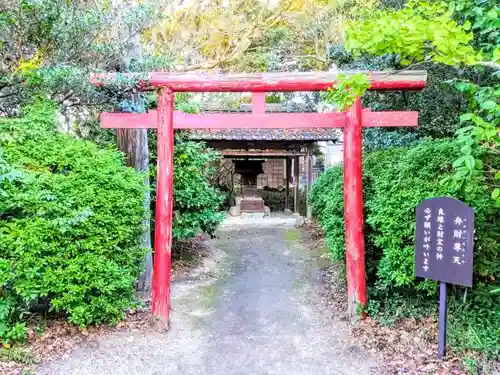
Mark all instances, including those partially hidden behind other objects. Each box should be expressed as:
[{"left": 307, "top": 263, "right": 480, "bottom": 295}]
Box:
[{"left": 240, "top": 197, "right": 265, "bottom": 212}]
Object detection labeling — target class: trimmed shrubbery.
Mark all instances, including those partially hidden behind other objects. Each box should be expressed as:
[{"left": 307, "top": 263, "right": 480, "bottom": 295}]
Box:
[
  {"left": 309, "top": 139, "right": 500, "bottom": 355},
  {"left": 0, "top": 102, "right": 147, "bottom": 340},
  {"left": 0, "top": 101, "right": 226, "bottom": 344}
]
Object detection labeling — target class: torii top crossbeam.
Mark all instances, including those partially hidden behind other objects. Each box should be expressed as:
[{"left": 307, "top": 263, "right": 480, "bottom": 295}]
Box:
[
  {"left": 92, "top": 70, "right": 427, "bottom": 328},
  {"left": 91, "top": 70, "right": 427, "bottom": 92}
]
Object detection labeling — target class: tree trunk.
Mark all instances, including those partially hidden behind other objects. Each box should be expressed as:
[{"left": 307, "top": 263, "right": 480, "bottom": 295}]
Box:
[
  {"left": 113, "top": 0, "right": 153, "bottom": 298},
  {"left": 116, "top": 126, "right": 153, "bottom": 297}
]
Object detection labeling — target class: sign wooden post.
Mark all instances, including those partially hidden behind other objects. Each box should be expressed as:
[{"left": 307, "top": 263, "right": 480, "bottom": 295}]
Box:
[
  {"left": 438, "top": 281, "right": 447, "bottom": 358},
  {"left": 415, "top": 197, "right": 474, "bottom": 358}
]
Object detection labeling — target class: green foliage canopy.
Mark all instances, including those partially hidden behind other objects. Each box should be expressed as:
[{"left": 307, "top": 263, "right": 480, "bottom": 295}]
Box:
[
  {"left": 337, "top": 0, "right": 500, "bottom": 211},
  {"left": 0, "top": 0, "right": 161, "bottom": 113},
  {"left": 345, "top": 1, "right": 481, "bottom": 66}
]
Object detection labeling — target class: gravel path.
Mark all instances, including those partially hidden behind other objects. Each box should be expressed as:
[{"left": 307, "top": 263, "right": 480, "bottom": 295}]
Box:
[{"left": 38, "top": 225, "right": 377, "bottom": 375}]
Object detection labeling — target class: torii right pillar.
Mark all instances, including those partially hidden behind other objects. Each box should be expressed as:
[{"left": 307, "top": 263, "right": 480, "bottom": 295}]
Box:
[{"left": 344, "top": 98, "right": 366, "bottom": 317}]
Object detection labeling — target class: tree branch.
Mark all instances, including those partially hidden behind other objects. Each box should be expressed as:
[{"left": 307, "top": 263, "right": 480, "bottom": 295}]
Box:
[
  {"left": 477, "top": 61, "right": 500, "bottom": 70},
  {"left": 180, "top": 25, "right": 259, "bottom": 71},
  {"left": 0, "top": 90, "right": 18, "bottom": 100},
  {"left": 56, "top": 89, "right": 76, "bottom": 105}
]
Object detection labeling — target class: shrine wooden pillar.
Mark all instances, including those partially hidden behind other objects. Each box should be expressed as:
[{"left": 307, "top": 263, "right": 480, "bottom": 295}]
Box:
[
  {"left": 285, "top": 157, "right": 291, "bottom": 211},
  {"left": 306, "top": 151, "right": 313, "bottom": 220},
  {"left": 293, "top": 156, "right": 300, "bottom": 214}
]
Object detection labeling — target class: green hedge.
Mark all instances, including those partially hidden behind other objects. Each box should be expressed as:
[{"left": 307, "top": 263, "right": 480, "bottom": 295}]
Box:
[
  {"left": 147, "top": 135, "right": 225, "bottom": 241},
  {"left": 0, "top": 102, "right": 147, "bottom": 341},
  {"left": 310, "top": 139, "right": 500, "bottom": 355},
  {"left": 171, "top": 139, "right": 225, "bottom": 240}
]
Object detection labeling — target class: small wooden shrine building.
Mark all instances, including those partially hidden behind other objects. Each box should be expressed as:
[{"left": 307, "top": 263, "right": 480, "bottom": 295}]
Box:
[{"left": 188, "top": 92, "right": 338, "bottom": 215}]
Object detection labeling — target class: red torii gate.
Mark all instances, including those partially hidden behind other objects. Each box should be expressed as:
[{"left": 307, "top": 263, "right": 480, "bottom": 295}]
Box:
[{"left": 92, "top": 71, "right": 427, "bottom": 327}]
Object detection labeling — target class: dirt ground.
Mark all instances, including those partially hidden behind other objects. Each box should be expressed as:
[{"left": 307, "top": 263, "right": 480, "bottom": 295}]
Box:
[{"left": 36, "top": 223, "right": 377, "bottom": 375}]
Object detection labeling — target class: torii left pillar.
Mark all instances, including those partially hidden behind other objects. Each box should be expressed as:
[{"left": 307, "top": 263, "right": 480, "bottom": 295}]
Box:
[{"left": 152, "top": 88, "right": 174, "bottom": 328}]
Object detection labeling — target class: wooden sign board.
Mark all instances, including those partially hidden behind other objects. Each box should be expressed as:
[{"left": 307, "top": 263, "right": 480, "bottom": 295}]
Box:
[{"left": 415, "top": 197, "right": 474, "bottom": 287}]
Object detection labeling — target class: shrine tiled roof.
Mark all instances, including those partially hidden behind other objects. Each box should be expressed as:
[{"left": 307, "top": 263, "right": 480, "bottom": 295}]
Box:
[
  {"left": 187, "top": 128, "right": 339, "bottom": 141},
  {"left": 185, "top": 103, "right": 339, "bottom": 141}
]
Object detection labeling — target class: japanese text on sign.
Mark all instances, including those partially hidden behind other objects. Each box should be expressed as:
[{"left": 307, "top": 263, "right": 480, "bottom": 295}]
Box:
[{"left": 415, "top": 197, "right": 474, "bottom": 287}]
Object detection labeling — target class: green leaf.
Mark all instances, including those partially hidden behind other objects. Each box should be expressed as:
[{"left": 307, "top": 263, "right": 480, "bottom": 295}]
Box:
[
  {"left": 492, "top": 188, "right": 500, "bottom": 200},
  {"left": 455, "top": 81, "right": 473, "bottom": 92},
  {"left": 480, "top": 100, "right": 496, "bottom": 110},
  {"left": 460, "top": 113, "right": 474, "bottom": 122},
  {"left": 455, "top": 168, "right": 469, "bottom": 178},
  {"left": 461, "top": 145, "right": 472, "bottom": 154},
  {"left": 452, "top": 156, "right": 466, "bottom": 168},
  {"left": 465, "top": 155, "right": 475, "bottom": 170}
]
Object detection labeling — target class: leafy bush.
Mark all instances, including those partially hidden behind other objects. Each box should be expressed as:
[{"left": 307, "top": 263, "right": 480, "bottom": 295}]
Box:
[
  {"left": 366, "top": 141, "right": 459, "bottom": 294},
  {"left": 308, "top": 166, "right": 345, "bottom": 260},
  {"left": 170, "top": 139, "right": 225, "bottom": 240},
  {"left": 310, "top": 139, "right": 500, "bottom": 354},
  {"left": 363, "top": 128, "right": 420, "bottom": 153},
  {"left": 142, "top": 96, "right": 225, "bottom": 242},
  {"left": 0, "top": 102, "right": 147, "bottom": 340},
  {"left": 258, "top": 189, "right": 291, "bottom": 212}
]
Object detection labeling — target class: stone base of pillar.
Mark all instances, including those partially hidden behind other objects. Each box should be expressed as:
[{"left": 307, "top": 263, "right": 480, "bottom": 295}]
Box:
[{"left": 229, "top": 196, "right": 270, "bottom": 217}]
